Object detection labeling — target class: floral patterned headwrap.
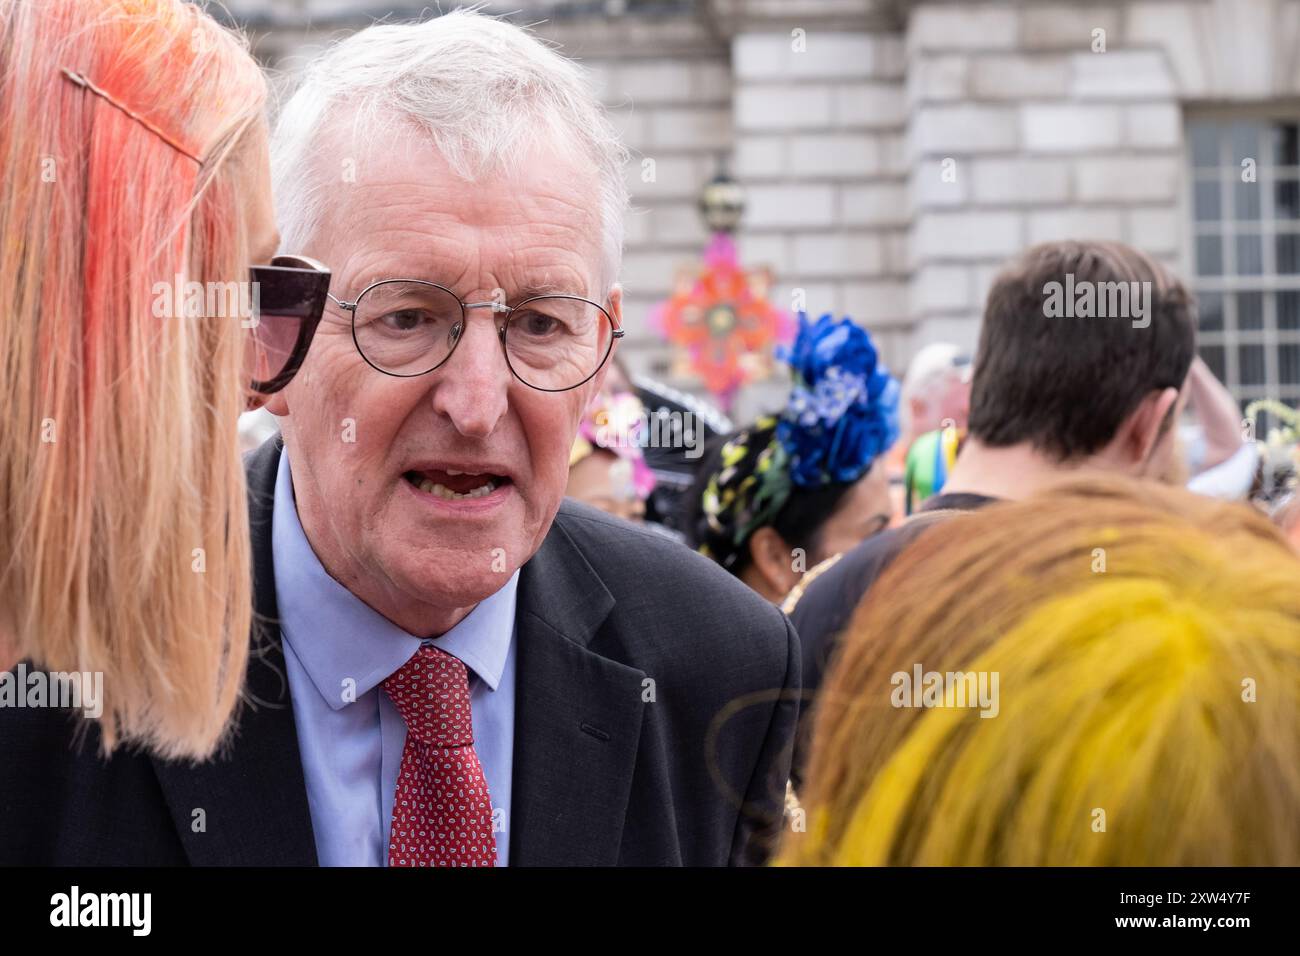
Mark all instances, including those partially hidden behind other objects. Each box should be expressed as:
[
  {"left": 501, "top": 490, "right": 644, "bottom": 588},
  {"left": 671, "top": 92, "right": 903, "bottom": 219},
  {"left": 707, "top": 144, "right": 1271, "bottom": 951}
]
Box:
[{"left": 695, "top": 312, "right": 900, "bottom": 568}]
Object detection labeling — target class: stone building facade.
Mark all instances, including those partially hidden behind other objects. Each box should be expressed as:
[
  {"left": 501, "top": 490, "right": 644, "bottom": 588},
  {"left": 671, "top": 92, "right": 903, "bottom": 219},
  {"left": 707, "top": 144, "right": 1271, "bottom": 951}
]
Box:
[{"left": 226, "top": 0, "right": 1300, "bottom": 417}]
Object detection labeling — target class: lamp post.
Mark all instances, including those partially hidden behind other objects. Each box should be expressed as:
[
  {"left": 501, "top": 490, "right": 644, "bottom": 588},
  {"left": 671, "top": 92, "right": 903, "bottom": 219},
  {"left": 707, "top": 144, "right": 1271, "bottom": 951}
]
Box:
[{"left": 698, "top": 161, "right": 746, "bottom": 234}]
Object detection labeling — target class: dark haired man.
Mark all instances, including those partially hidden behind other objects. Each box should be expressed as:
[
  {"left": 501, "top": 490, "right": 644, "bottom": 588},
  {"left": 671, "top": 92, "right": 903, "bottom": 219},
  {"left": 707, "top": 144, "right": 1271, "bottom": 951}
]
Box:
[{"left": 787, "top": 239, "right": 1196, "bottom": 782}]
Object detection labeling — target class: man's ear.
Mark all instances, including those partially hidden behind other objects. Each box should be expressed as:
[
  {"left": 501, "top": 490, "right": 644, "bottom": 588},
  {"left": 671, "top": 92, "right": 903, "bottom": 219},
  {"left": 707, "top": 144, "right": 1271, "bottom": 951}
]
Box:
[
  {"left": 1118, "top": 386, "right": 1178, "bottom": 469},
  {"left": 608, "top": 283, "right": 623, "bottom": 327},
  {"left": 578, "top": 284, "right": 621, "bottom": 401},
  {"left": 607, "top": 284, "right": 624, "bottom": 362},
  {"left": 746, "top": 526, "right": 800, "bottom": 600}
]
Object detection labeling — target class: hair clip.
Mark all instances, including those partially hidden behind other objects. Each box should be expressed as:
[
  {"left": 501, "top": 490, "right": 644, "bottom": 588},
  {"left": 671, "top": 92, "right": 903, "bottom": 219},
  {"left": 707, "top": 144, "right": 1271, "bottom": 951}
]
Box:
[{"left": 61, "top": 68, "right": 202, "bottom": 164}]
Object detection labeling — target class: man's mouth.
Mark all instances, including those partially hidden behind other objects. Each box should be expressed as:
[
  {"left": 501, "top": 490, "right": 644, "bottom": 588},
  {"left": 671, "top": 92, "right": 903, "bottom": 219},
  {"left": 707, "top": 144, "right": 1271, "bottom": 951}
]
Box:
[{"left": 403, "top": 468, "right": 511, "bottom": 502}]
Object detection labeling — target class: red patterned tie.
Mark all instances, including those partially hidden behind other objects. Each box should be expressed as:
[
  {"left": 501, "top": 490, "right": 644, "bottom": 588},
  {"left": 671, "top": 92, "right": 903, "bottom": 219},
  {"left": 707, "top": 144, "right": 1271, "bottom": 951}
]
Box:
[{"left": 382, "top": 644, "right": 497, "bottom": 867}]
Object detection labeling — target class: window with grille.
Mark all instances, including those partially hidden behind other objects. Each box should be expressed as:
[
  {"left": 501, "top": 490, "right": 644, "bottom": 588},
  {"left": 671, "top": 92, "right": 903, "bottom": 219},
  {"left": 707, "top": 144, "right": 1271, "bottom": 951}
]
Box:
[{"left": 1188, "top": 117, "right": 1300, "bottom": 436}]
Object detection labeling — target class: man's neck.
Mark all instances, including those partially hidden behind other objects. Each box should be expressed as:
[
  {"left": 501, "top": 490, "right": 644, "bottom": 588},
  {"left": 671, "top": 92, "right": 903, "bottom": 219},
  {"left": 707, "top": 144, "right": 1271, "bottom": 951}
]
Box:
[
  {"left": 299, "top": 513, "right": 480, "bottom": 638},
  {"left": 942, "top": 438, "right": 1118, "bottom": 502}
]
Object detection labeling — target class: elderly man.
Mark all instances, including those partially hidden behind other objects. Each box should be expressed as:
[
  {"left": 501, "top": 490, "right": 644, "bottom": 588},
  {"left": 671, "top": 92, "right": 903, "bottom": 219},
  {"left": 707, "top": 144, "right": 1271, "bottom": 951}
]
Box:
[{"left": 0, "top": 11, "right": 797, "bottom": 867}]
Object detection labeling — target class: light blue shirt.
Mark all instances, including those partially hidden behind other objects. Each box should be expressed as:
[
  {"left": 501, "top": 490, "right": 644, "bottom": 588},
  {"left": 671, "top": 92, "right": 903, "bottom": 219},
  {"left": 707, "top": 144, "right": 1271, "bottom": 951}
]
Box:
[{"left": 271, "top": 449, "right": 516, "bottom": 866}]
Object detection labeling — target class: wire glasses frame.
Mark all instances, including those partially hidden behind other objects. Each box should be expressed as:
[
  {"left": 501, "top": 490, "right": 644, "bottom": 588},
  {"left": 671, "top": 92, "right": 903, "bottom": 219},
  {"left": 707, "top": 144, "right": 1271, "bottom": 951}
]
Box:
[{"left": 328, "top": 279, "right": 625, "bottom": 393}]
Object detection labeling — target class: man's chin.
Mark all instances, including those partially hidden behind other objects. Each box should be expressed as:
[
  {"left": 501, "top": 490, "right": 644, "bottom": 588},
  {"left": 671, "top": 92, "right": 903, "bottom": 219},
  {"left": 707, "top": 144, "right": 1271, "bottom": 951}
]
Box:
[
  {"left": 380, "top": 531, "right": 533, "bottom": 608},
  {"left": 373, "top": 554, "right": 521, "bottom": 634},
  {"left": 372, "top": 488, "right": 552, "bottom": 613},
  {"left": 414, "top": 569, "right": 511, "bottom": 610}
]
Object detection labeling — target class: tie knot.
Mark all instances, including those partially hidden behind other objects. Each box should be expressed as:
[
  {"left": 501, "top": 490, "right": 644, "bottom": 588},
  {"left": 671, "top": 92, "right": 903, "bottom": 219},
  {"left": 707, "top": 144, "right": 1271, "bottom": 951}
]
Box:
[{"left": 382, "top": 645, "right": 474, "bottom": 748}]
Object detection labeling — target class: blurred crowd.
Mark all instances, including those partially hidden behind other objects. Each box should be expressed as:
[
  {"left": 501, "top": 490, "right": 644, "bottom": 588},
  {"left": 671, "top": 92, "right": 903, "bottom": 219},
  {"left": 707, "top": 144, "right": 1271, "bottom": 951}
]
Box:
[{"left": 576, "top": 239, "right": 1300, "bottom": 865}]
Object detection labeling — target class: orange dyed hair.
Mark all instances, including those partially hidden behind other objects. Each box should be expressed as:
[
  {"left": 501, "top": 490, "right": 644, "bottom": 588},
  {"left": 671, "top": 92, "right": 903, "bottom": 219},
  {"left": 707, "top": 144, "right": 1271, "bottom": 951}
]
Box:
[
  {"left": 782, "top": 476, "right": 1300, "bottom": 865},
  {"left": 0, "top": 0, "right": 267, "bottom": 758}
]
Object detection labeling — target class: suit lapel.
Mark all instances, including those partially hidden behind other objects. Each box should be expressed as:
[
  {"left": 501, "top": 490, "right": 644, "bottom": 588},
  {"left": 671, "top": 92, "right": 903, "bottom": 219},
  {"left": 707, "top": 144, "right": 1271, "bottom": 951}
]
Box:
[
  {"left": 150, "top": 438, "right": 318, "bottom": 865},
  {"left": 509, "top": 512, "right": 645, "bottom": 866}
]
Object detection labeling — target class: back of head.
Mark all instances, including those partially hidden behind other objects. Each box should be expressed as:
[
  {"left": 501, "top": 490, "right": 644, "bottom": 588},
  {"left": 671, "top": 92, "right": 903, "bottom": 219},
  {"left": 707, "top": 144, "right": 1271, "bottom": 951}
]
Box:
[
  {"left": 968, "top": 240, "right": 1196, "bottom": 460},
  {"left": 784, "top": 476, "right": 1300, "bottom": 865},
  {"left": 0, "top": 0, "right": 267, "bottom": 758}
]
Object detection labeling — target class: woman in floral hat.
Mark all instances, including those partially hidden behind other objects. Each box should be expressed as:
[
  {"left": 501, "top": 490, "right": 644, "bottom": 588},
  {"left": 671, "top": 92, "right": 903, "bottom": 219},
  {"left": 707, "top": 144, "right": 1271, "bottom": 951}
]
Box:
[
  {"left": 568, "top": 385, "right": 658, "bottom": 523},
  {"left": 682, "top": 312, "right": 901, "bottom": 603}
]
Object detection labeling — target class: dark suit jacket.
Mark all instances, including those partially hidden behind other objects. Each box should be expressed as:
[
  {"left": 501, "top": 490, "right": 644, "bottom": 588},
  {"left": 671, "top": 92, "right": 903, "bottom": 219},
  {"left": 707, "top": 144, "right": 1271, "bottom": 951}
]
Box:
[{"left": 0, "top": 438, "right": 799, "bottom": 866}]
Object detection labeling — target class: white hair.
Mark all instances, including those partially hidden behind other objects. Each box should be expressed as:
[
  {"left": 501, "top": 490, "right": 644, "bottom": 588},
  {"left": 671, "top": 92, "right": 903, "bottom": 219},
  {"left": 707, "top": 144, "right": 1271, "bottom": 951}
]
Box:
[
  {"left": 901, "top": 342, "right": 968, "bottom": 435},
  {"left": 902, "top": 343, "right": 965, "bottom": 400},
  {"left": 270, "top": 8, "right": 629, "bottom": 294}
]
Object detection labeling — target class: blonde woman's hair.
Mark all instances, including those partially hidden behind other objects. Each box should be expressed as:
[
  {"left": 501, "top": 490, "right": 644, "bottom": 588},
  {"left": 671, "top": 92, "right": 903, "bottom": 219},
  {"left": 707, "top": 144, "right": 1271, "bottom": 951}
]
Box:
[
  {"left": 781, "top": 476, "right": 1300, "bottom": 865},
  {"left": 0, "top": 0, "right": 267, "bottom": 758}
]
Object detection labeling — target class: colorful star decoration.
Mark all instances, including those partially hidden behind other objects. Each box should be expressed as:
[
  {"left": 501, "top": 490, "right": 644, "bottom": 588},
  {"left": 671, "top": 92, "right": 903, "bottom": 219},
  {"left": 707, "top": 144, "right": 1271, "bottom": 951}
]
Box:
[{"left": 649, "top": 233, "right": 795, "bottom": 410}]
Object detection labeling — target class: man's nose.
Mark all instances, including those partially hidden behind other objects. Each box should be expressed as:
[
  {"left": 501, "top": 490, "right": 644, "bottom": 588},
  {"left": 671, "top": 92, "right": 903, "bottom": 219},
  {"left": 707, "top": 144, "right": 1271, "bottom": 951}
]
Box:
[{"left": 429, "top": 313, "right": 511, "bottom": 438}]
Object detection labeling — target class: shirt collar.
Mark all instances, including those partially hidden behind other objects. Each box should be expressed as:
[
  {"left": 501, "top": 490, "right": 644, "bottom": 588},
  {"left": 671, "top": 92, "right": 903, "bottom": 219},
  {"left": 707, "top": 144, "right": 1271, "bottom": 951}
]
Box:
[{"left": 271, "top": 447, "right": 519, "bottom": 711}]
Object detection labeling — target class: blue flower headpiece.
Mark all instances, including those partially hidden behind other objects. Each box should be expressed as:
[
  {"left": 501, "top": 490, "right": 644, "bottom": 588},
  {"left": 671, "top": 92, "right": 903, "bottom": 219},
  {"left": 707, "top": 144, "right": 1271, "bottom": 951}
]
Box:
[
  {"left": 776, "top": 312, "right": 900, "bottom": 488},
  {"left": 694, "top": 312, "right": 900, "bottom": 563}
]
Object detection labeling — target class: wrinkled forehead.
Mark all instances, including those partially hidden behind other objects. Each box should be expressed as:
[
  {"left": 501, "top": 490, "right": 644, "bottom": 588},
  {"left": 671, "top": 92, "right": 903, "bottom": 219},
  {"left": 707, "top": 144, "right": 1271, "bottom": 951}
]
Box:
[{"left": 305, "top": 112, "right": 606, "bottom": 295}]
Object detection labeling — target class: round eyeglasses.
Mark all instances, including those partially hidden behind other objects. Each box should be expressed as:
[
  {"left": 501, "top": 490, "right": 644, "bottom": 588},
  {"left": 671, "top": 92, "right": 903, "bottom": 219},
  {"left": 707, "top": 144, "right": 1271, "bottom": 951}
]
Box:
[{"left": 328, "top": 280, "right": 624, "bottom": 392}]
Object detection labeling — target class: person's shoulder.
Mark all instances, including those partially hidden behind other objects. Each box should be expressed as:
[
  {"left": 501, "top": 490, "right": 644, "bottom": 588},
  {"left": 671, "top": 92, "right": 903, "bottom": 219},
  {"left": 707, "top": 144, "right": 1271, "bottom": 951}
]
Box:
[
  {"left": 793, "top": 494, "right": 1000, "bottom": 627},
  {"left": 552, "top": 499, "right": 784, "bottom": 615},
  {"left": 553, "top": 497, "right": 687, "bottom": 552},
  {"left": 552, "top": 500, "right": 794, "bottom": 657},
  {"left": 786, "top": 519, "right": 943, "bottom": 672},
  {"left": 792, "top": 524, "right": 912, "bottom": 616}
]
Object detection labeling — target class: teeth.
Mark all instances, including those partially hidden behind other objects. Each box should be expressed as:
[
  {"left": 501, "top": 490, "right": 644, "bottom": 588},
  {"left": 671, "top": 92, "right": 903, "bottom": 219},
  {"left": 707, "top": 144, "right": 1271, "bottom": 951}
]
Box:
[{"left": 412, "top": 475, "right": 497, "bottom": 500}]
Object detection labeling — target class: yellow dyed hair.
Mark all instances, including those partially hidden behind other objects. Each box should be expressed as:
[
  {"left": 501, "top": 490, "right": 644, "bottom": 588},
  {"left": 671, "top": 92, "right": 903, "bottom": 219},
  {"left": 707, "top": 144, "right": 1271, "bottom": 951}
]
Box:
[{"left": 780, "top": 475, "right": 1300, "bottom": 865}]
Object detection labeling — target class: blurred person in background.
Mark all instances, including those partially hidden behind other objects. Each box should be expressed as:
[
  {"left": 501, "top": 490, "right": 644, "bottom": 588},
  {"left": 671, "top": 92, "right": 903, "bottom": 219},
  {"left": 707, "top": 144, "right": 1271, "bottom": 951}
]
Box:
[
  {"left": 886, "top": 343, "right": 971, "bottom": 514},
  {"left": 567, "top": 386, "right": 656, "bottom": 522},
  {"left": 899, "top": 343, "right": 971, "bottom": 441},
  {"left": 624, "top": 373, "right": 733, "bottom": 536},
  {"left": 780, "top": 476, "right": 1300, "bottom": 865},
  {"left": 901, "top": 350, "right": 1247, "bottom": 515},
  {"left": 0, "top": 0, "right": 326, "bottom": 762},
  {"left": 787, "top": 240, "right": 1197, "bottom": 782},
  {"left": 1178, "top": 355, "right": 1257, "bottom": 499},
  {"left": 683, "top": 312, "right": 900, "bottom": 604},
  {"left": 902, "top": 420, "right": 965, "bottom": 516}
]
